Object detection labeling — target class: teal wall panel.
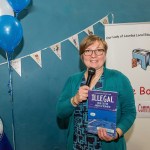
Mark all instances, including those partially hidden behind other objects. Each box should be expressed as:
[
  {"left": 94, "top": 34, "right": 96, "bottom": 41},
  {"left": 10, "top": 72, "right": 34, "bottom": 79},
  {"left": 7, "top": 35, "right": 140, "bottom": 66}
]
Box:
[{"left": 0, "top": 0, "right": 150, "bottom": 149}]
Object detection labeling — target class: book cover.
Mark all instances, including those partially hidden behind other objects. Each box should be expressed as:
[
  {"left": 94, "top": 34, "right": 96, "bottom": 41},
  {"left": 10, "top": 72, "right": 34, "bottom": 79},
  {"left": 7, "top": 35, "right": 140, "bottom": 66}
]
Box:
[{"left": 88, "top": 90, "right": 118, "bottom": 137}]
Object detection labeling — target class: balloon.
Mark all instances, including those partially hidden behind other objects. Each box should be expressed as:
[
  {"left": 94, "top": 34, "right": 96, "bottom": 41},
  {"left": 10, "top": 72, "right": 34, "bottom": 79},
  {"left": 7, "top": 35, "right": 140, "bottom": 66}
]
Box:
[
  {"left": 0, "top": 0, "right": 14, "bottom": 16},
  {"left": 0, "top": 15, "right": 23, "bottom": 52},
  {"left": 7, "top": 0, "right": 31, "bottom": 14}
]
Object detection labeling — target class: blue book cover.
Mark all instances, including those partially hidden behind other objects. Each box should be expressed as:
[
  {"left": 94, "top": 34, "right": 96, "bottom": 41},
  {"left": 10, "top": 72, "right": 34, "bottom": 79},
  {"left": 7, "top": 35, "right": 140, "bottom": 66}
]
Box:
[{"left": 88, "top": 90, "right": 118, "bottom": 137}]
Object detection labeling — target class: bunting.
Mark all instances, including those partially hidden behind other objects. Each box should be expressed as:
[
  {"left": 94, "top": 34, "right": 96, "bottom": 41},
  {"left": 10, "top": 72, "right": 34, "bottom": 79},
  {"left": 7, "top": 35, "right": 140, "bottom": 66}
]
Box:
[
  {"left": 68, "top": 34, "right": 79, "bottom": 50},
  {"left": 50, "top": 43, "right": 61, "bottom": 60},
  {"left": 84, "top": 25, "right": 94, "bottom": 35},
  {"left": 0, "top": 13, "right": 114, "bottom": 77},
  {"left": 100, "top": 15, "right": 109, "bottom": 24},
  {"left": 30, "top": 51, "right": 42, "bottom": 67},
  {"left": 11, "top": 59, "right": 21, "bottom": 76}
]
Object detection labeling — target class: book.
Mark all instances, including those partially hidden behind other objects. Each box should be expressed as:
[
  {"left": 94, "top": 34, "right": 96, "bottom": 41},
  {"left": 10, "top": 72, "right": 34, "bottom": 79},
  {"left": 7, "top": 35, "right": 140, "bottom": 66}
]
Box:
[{"left": 87, "top": 90, "right": 118, "bottom": 137}]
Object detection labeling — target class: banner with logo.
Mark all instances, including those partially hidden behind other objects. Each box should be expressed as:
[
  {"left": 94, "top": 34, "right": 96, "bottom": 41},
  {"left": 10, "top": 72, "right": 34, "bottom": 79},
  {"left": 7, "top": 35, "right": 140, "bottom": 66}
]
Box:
[{"left": 105, "top": 22, "right": 150, "bottom": 117}]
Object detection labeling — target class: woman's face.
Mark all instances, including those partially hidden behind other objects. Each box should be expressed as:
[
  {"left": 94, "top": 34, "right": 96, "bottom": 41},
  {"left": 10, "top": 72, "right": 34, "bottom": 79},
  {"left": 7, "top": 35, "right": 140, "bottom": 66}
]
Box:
[{"left": 81, "top": 40, "right": 106, "bottom": 71}]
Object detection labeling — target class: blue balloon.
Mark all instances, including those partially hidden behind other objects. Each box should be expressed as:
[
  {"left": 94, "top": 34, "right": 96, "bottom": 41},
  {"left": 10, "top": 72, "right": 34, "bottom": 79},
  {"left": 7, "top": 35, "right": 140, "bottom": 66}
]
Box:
[
  {"left": 0, "top": 15, "right": 23, "bottom": 52},
  {"left": 7, "top": 0, "right": 31, "bottom": 14}
]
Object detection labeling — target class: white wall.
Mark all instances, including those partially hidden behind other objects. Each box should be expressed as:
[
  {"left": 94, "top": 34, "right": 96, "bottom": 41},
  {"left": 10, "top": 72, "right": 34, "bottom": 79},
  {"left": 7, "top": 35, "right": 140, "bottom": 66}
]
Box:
[{"left": 126, "top": 118, "right": 150, "bottom": 150}]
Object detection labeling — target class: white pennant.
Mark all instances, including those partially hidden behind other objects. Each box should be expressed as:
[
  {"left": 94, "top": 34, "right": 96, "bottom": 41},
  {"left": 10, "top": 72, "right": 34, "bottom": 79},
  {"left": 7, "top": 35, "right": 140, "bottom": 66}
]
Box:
[
  {"left": 50, "top": 43, "right": 61, "bottom": 60},
  {"left": 30, "top": 51, "right": 42, "bottom": 68},
  {"left": 11, "top": 58, "right": 21, "bottom": 76},
  {"left": 84, "top": 25, "right": 94, "bottom": 35},
  {"left": 100, "top": 15, "right": 109, "bottom": 25},
  {"left": 68, "top": 34, "right": 79, "bottom": 50},
  {"left": 0, "top": 0, "right": 14, "bottom": 17}
]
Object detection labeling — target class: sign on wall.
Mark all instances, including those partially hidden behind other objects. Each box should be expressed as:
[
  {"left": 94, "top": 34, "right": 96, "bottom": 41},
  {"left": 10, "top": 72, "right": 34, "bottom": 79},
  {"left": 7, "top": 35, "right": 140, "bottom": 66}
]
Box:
[{"left": 105, "top": 22, "right": 150, "bottom": 117}]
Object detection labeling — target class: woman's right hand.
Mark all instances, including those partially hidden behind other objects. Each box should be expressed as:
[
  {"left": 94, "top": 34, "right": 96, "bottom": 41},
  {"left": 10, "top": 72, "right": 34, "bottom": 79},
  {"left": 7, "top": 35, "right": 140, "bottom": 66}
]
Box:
[{"left": 73, "top": 85, "right": 90, "bottom": 105}]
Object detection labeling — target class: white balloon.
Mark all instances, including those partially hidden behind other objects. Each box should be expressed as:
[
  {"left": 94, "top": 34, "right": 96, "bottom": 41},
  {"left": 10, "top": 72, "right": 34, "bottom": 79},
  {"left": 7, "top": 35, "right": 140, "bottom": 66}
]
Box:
[
  {"left": 0, "top": 0, "right": 14, "bottom": 16},
  {"left": 0, "top": 118, "right": 3, "bottom": 139}
]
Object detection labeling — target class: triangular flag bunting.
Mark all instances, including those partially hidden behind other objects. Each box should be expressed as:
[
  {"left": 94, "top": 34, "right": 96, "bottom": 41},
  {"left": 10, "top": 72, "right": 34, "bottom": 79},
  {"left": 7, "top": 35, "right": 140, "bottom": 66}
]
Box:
[
  {"left": 84, "top": 25, "right": 94, "bottom": 35},
  {"left": 50, "top": 43, "right": 61, "bottom": 60},
  {"left": 100, "top": 15, "right": 109, "bottom": 25},
  {"left": 30, "top": 51, "right": 42, "bottom": 68},
  {"left": 68, "top": 34, "right": 79, "bottom": 50},
  {"left": 11, "top": 58, "right": 21, "bottom": 76},
  {"left": 0, "top": 13, "right": 113, "bottom": 77}
]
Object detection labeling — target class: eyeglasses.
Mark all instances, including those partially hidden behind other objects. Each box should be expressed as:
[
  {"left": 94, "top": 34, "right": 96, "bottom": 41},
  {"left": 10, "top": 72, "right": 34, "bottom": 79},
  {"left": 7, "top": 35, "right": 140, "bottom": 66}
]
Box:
[{"left": 84, "top": 49, "right": 105, "bottom": 56}]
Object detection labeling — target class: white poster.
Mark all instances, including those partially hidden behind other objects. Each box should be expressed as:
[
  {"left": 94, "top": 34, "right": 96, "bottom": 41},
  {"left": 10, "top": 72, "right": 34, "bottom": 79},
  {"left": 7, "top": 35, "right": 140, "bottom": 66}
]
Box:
[{"left": 105, "top": 22, "right": 150, "bottom": 117}]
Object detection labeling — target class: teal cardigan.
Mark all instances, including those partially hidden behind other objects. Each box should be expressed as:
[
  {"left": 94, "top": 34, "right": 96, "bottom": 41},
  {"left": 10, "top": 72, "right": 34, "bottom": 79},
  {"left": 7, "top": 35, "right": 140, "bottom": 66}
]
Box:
[{"left": 56, "top": 68, "right": 136, "bottom": 150}]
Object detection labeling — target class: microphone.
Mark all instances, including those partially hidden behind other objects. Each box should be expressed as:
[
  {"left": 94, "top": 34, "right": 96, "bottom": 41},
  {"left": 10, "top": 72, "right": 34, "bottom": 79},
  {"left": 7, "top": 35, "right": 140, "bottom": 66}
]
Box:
[{"left": 86, "top": 67, "right": 96, "bottom": 86}]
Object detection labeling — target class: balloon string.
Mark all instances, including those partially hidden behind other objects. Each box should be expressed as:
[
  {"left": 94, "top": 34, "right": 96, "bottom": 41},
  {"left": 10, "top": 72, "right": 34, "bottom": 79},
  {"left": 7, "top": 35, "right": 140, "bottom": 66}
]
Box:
[
  {"left": 15, "top": 12, "right": 18, "bottom": 18},
  {"left": 6, "top": 52, "right": 16, "bottom": 150},
  {"left": 6, "top": 53, "right": 13, "bottom": 97}
]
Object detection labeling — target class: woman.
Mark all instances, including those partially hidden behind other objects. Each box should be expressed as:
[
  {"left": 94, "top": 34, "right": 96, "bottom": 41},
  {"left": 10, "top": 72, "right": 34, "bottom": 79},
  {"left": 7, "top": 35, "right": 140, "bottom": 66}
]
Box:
[{"left": 56, "top": 35, "right": 136, "bottom": 150}]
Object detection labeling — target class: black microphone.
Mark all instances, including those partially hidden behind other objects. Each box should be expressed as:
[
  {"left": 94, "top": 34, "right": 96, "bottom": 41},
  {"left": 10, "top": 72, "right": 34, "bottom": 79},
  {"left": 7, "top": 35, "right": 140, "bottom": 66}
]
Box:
[{"left": 86, "top": 67, "right": 96, "bottom": 86}]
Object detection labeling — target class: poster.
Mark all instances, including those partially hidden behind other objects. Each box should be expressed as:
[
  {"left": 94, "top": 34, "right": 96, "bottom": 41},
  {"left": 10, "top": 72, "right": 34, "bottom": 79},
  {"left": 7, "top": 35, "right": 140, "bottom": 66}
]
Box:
[{"left": 105, "top": 22, "right": 150, "bottom": 117}]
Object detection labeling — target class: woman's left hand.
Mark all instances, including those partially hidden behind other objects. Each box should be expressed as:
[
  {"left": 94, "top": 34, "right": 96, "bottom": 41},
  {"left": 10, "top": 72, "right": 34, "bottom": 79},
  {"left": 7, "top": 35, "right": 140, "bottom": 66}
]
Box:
[{"left": 97, "top": 128, "right": 116, "bottom": 142}]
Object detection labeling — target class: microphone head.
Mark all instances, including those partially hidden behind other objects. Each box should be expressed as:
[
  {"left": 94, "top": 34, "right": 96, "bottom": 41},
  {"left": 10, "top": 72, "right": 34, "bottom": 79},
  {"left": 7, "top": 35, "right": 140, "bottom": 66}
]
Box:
[
  {"left": 88, "top": 67, "right": 96, "bottom": 76},
  {"left": 86, "top": 67, "right": 96, "bottom": 86}
]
